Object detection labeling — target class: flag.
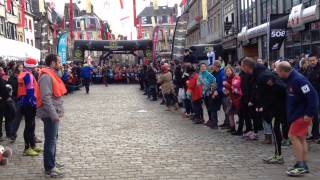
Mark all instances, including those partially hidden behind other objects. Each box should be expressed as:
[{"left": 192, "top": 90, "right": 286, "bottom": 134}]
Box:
[
  {"left": 69, "top": 0, "right": 74, "bottom": 39},
  {"left": 181, "top": 0, "right": 187, "bottom": 6},
  {"left": 170, "top": 16, "right": 175, "bottom": 24},
  {"left": 202, "top": 0, "right": 207, "bottom": 20},
  {"left": 39, "top": 0, "right": 45, "bottom": 13},
  {"left": 153, "top": 0, "right": 159, "bottom": 10},
  {"left": 133, "top": 0, "right": 137, "bottom": 26},
  {"left": 86, "top": 32, "right": 90, "bottom": 40},
  {"left": 100, "top": 20, "right": 104, "bottom": 40},
  {"left": 119, "top": 0, "right": 124, "bottom": 9},
  {"left": 139, "top": 18, "right": 142, "bottom": 39},
  {"left": 6, "top": 0, "right": 11, "bottom": 13},
  {"left": 86, "top": 0, "right": 92, "bottom": 14},
  {"left": 21, "top": 0, "right": 25, "bottom": 28},
  {"left": 61, "top": 17, "right": 65, "bottom": 30},
  {"left": 151, "top": 16, "right": 156, "bottom": 27}
]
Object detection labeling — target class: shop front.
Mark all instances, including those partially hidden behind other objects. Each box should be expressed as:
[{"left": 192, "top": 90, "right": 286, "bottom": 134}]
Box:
[{"left": 237, "top": 3, "right": 319, "bottom": 60}]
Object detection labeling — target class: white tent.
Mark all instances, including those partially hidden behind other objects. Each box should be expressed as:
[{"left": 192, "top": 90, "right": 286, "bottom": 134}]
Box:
[{"left": 0, "top": 37, "right": 41, "bottom": 62}]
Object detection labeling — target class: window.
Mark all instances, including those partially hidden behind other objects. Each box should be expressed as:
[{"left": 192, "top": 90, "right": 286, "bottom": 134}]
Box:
[
  {"left": 29, "top": 19, "right": 32, "bottom": 31},
  {"left": 0, "top": 18, "right": 4, "bottom": 35},
  {"left": 76, "top": 20, "right": 80, "bottom": 28},
  {"left": 26, "top": 39, "right": 29, "bottom": 44},
  {"left": 25, "top": 18, "right": 28, "bottom": 29},
  {"left": 31, "top": 40, "right": 33, "bottom": 46}
]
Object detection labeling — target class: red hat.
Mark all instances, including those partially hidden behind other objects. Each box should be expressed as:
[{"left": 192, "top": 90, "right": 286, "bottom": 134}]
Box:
[{"left": 24, "top": 57, "right": 38, "bottom": 68}]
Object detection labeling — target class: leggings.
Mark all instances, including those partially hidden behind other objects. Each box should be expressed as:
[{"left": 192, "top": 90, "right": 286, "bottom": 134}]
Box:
[{"left": 272, "top": 109, "right": 287, "bottom": 156}]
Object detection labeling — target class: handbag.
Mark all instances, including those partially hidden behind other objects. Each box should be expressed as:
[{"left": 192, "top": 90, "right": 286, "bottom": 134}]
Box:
[{"left": 178, "top": 88, "right": 186, "bottom": 103}]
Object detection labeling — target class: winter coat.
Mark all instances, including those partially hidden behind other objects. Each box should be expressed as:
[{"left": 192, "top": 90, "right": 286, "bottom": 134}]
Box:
[
  {"left": 158, "top": 72, "right": 175, "bottom": 94},
  {"left": 187, "top": 73, "right": 203, "bottom": 102}
]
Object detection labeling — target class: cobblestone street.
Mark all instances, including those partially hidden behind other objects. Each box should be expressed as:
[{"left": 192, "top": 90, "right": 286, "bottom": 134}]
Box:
[{"left": 0, "top": 85, "right": 319, "bottom": 180}]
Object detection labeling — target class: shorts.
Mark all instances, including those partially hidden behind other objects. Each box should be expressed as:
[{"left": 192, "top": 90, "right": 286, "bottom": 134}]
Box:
[{"left": 289, "top": 117, "right": 312, "bottom": 137}]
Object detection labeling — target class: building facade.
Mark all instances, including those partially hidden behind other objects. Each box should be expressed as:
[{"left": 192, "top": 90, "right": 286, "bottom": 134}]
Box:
[
  {"left": 137, "top": 5, "right": 177, "bottom": 59},
  {"left": 0, "top": 0, "right": 19, "bottom": 40},
  {"left": 24, "top": 0, "right": 35, "bottom": 47},
  {"left": 237, "top": 0, "right": 320, "bottom": 61}
]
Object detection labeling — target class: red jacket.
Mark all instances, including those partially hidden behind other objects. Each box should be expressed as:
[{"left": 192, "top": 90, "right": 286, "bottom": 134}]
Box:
[
  {"left": 224, "top": 75, "right": 242, "bottom": 111},
  {"left": 187, "top": 73, "right": 203, "bottom": 101}
]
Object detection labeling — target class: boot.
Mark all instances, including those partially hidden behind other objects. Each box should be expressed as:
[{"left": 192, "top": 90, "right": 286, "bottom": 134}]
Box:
[{"left": 262, "top": 134, "right": 272, "bottom": 144}]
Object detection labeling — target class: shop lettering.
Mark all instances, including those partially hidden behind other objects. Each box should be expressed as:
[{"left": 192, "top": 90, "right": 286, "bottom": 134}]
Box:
[{"left": 271, "top": 30, "right": 286, "bottom": 38}]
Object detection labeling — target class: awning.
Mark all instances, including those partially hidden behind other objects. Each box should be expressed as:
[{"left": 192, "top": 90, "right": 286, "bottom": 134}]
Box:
[{"left": 0, "top": 37, "right": 41, "bottom": 61}]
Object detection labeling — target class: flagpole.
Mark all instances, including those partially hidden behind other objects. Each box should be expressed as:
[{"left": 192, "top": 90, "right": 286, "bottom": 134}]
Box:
[{"left": 267, "top": 14, "right": 270, "bottom": 69}]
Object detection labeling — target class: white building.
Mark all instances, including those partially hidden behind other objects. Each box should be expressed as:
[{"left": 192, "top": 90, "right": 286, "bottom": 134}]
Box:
[{"left": 24, "top": 1, "right": 35, "bottom": 47}]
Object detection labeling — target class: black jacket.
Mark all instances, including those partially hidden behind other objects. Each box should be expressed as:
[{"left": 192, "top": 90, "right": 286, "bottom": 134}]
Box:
[
  {"left": 146, "top": 68, "right": 157, "bottom": 85},
  {"left": 174, "top": 68, "right": 183, "bottom": 89},
  {"left": 306, "top": 63, "right": 320, "bottom": 92},
  {"left": 0, "top": 78, "right": 9, "bottom": 104}
]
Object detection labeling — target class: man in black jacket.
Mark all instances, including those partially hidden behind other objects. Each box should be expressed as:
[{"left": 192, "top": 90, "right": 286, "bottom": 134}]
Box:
[
  {"left": 0, "top": 74, "right": 10, "bottom": 141},
  {"left": 146, "top": 65, "right": 157, "bottom": 101},
  {"left": 306, "top": 53, "right": 320, "bottom": 141}
]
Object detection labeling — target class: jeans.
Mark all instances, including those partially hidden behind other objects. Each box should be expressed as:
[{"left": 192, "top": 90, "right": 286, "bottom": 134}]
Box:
[
  {"left": 82, "top": 78, "right": 91, "bottom": 93},
  {"left": 42, "top": 118, "right": 59, "bottom": 171},
  {"left": 0, "top": 102, "right": 14, "bottom": 138},
  {"left": 311, "top": 112, "right": 319, "bottom": 138},
  {"left": 21, "top": 104, "right": 36, "bottom": 149},
  {"left": 210, "top": 110, "right": 218, "bottom": 127},
  {"left": 192, "top": 99, "right": 203, "bottom": 121},
  {"left": 148, "top": 85, "right": 157, "bottom": 100},
  {"left": 183, "top": 99, "right": 192, "bottom": 114},
  {"left": 204, "top": 96, "right": 212, "bottom": 122},
  {"left": 12, "top": 101, "right": 22, "bottom": 138}
]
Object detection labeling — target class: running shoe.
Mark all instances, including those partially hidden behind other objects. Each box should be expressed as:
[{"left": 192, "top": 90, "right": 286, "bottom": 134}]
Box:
[
  {"left": 263, "top": 155, "right": 284, "bottom": 164},
  {"left": 281, "top": 139, "right": 291, "bottom": 147},
  {"left": 45, "top": 167, "right": 64, "bottom": 178},
  {"left": 286, "top": 168, "right": 306, "bottom": 177},
  {"left": 23, "top": 148, "right": 39, "bottom": 156},
  {"left": 32, "top": 146, "right": 43, "bottom": 153}
]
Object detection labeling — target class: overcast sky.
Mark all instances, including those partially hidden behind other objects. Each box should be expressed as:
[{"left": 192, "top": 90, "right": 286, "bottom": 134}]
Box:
[{"left": 46, "top": 0, "right": 180, "bottom": 39}]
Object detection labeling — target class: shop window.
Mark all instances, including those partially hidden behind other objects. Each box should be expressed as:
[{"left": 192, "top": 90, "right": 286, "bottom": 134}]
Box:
[{"left": 311, "top": 30, "right": 320, "bottom": 41}]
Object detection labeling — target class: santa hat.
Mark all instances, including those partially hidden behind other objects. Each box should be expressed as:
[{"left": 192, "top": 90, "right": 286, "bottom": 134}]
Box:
[{"left": 24, "top": 58, "right": 38, "bottom": 68}]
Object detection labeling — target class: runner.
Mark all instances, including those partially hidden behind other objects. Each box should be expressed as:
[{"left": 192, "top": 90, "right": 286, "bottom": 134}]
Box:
[{"left": 276, "top": 61, "right": 319, "bottom": 177}]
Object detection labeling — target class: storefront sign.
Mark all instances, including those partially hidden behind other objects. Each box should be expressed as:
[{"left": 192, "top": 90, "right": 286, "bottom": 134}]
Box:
[
  {"left": 288, "top": 4, "right": 304, "bottom": 29},
  {"left": 239, "top": 4, "right": 319, "bottom": 42},
  {"left": 269, "top": 14, "right": 289, "bottom": 50}
]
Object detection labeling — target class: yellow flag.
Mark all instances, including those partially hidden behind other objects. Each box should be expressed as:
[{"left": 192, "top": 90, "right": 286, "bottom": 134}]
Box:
[
  {"left": 202, "top": 0, "right": 207, "bottom": 20},
  {"left": 86, "top": 0, "right": 92, "bottom": 14},
  {"left": 39, "top": 0, "right": 45, "bottom": 13},
  {"left": 151, "top": 16, "right": 156, "bottom": 27},
  {"left": 153, "top": 0, "right": 159, "bottom": 10}
]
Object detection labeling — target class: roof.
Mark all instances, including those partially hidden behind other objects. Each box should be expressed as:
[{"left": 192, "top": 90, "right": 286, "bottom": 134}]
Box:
[{"left": 137, "top": 6, "right": 176, "bottom": 17}]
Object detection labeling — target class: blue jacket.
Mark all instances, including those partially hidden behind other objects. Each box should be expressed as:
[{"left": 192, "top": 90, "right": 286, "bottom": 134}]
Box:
[
  {"left": 80, "top": 66, "right": 92, "bottom": 79},
  {"left": 213, "top": 68, "right": 225, "bottom": 96},
  {"left": 286, "top": 70, "right": 319, "bottom": 123}
]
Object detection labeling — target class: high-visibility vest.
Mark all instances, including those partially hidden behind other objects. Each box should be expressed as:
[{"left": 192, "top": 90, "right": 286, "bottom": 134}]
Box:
[
  {"left": 37, "top": 68, "right": 67, "bottom": 107},
  {"left": 17, "top": 71, "right": 41, "bottom": 107}
]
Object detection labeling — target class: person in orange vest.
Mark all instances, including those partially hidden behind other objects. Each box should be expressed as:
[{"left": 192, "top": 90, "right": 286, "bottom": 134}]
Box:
[
  {"left": 17, "top": 58, "right": 42, "bottom": 156},
  {"left": 37, "top": 54, "right": 67, "bottom": 178}
]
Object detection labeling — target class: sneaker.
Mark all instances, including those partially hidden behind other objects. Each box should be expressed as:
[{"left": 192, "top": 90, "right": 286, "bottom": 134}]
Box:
[
  {"left": 32, "top": 146, "right": 42, "bottom": 153},
  {"left": 35, "top": 137, "right": 42, "bottom": 143},
  {"left": 23, "top": 148, "right": 40, "bottom": 156},
  {"left": 263, "top": 155, "right": 284, "bottom": 164},
  {"left": 281, "top": 139, "right": 291, "bottom": 147},
  {"left": 45, "top": 167, "right": 64, "bottom": 178},
  {"left": 56, "top": 163, "right": 65, "bottom": 169},
  {"left": 286, "top": 168, "right": 306, "bottom": 177},
  {"left": 287, "top": 163, "right": 309, "bottom": 173}
]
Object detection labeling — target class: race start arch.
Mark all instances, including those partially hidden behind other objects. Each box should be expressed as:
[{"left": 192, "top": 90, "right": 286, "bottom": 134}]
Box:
[{"left": 73, "top": 39, "right": 153, "bottom": 63}]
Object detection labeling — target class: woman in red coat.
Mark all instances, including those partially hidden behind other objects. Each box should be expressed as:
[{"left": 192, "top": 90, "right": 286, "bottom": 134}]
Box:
[
  {"left": 186, "top": 66, "right": 203, "bottom": 124},
  {"left": 223, "top": 65, "right": 242, "bottom": 133}
]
